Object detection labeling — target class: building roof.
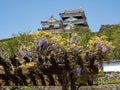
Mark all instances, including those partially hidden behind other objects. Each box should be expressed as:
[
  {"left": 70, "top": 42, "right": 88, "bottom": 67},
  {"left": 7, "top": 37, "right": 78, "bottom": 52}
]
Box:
[
  {"left": 47, "top": 16, "right": 57, "bottom": 22},
  {"left": 59, "top": 8, "right": 85, "bottom": 18},
  {"left": 41, "top": 16, "right": 62, "bottom": 24},
  {"left": 64, "top": 9, "right": 83, "bottom": 14}
]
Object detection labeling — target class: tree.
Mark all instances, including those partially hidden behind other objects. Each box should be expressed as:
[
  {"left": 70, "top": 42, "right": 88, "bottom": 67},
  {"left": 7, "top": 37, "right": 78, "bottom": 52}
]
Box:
[
  {"left": 101, "top": 24, "right": 120, "bottom": 59},
  {"left": 65, "top": 25, "right": 91, "bottom": 35}
]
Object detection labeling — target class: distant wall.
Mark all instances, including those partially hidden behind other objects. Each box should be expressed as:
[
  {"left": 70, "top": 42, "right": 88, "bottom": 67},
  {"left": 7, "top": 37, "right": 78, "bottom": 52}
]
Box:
[{"left": 103, "top": 60, "right": 120, "bottom": 72}]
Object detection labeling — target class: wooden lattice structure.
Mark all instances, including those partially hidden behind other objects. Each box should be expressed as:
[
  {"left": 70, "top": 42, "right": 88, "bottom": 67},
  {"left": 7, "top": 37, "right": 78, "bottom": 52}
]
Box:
[{"left": 0, "top": 56, "right": 69, "bottom": 87}]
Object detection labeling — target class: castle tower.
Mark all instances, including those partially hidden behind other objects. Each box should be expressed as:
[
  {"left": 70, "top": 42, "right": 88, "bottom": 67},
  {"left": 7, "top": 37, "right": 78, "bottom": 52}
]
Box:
[
  {"left": 40, "top": 16, "right": 64, "bottom": 32},
  {"left": 59, "top": 8, "right": 89, "bottom": 30}
]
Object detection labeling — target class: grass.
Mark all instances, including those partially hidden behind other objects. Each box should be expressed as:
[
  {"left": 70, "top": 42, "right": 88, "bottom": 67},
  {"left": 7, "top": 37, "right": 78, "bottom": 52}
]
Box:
[{"left": 94, "top": 79, "right": 120, "bottom": 85}]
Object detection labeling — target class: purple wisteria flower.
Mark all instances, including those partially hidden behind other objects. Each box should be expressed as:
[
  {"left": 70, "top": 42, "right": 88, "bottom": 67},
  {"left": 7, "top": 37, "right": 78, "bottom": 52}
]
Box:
[
  {"left": 81, "top": 67, "right": 87, "bottom": 74},
  {"left": 88, "top": 75, "right": 93, "bottom": 83},
  {"left": 35, "top": 38, "right": 48, "bottom": 51},
  {"left": 101, "top": 46, "right": 108, "bottom": 53},
  {"left": 98, "top": 59, "right": 103, "bottom": 70},
  {"left": 96, "top": 42, "right": 102, "bottom": 50},
  {"left": 73, "top": 65, "right": 81, "bottom": 76},
  {"left": 96, "top": 42, "right": 108, "bottom": 53},
  {"left": 18, "top": 50, "right": 32, "bottom": 57},
  {"left": 71, "top": 36, "right": 77, "bottom": 44}
]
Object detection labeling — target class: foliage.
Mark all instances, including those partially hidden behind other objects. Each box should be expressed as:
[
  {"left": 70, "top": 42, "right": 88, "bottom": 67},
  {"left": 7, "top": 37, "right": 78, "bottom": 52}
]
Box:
[
  {"left": 0, "top": 32, "right": 33, "bottom": 57},
  {"left": 9, "top": 86, "right": 33, "bottom": 90},
  {"left": 66, "top": 25, "right": 91, "bottom": 35},
  {"left": 77, "top": 32, "right": 96, "bottom": 49},
  {"left": 19, "top": 62, "right": 36, "bottom": 69},
  {"left": 101, "top": 24, "right": 120, "bottom": 59}
]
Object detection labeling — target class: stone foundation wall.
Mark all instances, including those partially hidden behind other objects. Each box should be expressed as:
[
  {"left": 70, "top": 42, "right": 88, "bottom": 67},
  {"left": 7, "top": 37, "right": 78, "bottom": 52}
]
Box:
[
  {"left": 78, "top": 84, "right": 120, "bottom": 90},
  {"left": 1, "top": 84, "right": 120, "bottom": 90},
  {"left": 97, "top": 72, "right": 120, "bottom": 83}
]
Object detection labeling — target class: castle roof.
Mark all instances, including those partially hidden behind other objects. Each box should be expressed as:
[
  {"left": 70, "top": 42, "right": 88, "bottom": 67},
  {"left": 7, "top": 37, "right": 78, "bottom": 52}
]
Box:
[
  {"left": 47, "top": 16, "right": 57, "bottom": 22},
  {"left": 63, "top": 9, "right": 83, "bottom": 14}
]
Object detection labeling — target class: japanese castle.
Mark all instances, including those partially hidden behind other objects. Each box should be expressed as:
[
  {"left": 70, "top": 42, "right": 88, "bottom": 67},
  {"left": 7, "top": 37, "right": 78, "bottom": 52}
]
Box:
[{"left": 39, "top": 8, "right": 89, "bottom": 32}]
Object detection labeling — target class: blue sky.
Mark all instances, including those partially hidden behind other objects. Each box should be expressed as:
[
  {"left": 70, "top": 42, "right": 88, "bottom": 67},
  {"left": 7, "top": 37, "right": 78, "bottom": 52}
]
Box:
[{"left": 0, "top": 0, "right": 120, "bottom": 39}]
